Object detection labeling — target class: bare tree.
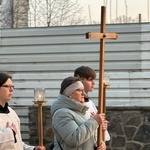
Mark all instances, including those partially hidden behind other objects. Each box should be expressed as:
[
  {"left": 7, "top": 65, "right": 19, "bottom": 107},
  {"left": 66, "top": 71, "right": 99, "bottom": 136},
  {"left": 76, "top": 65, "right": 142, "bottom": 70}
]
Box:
[
  {"left": 13, "top": 0, "right": 29, "bottom": 28},
  {"left": 112, "top": 15, "right": 142, "bottom": 23},
  {"left": 1, "top": 0, "right": 86, "bottom": 28},
  {"left": 28, "top": 0, "right": 86, "bottom": 27}
]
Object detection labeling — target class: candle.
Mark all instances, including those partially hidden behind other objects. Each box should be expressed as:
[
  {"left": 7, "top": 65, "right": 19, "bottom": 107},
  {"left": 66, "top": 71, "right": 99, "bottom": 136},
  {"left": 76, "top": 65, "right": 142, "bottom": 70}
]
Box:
[
  {"left": 104, "top": 73, "right": 110, "bottom": 85},
  {"left": 34, "top": 88, "right": 45, "bottom": 101},
  {"left": 33, "top": 88, "right": 47, "bottom": 146}
]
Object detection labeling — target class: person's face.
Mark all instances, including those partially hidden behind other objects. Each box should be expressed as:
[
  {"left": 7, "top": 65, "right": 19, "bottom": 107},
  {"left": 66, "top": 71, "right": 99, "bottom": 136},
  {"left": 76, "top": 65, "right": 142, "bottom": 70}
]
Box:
[
  {"left": 0, "top": 78, "right": 14, "bottom": 106},
  {"left": 82, "top": 78, "right": 95, "bottom": 94},
  {"left": 69, "top": 87, "right": 85, "bottom": 103}
]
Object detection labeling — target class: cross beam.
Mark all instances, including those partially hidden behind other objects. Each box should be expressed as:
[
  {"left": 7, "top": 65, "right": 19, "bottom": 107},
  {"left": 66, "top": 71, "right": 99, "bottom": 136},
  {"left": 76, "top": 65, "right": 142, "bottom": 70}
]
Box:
[
  {"left": 86, "top": 32, "right": 118, "bottom": 39},
  {"left": 86, "top": 6, "right": 118, "bottom": 146}
]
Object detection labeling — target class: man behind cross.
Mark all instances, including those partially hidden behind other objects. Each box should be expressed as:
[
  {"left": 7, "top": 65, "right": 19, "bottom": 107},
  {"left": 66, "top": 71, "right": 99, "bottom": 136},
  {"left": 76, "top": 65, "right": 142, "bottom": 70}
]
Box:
[{"left": 74, "top": 66, "right": 110, "bottom": 143}]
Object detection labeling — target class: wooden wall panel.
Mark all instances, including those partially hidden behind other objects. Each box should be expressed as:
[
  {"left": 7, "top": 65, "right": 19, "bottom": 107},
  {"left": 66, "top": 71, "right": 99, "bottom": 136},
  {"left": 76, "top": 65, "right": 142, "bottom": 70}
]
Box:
[{"left": 0, "top": 23, "right": 150, "bottom": 142}]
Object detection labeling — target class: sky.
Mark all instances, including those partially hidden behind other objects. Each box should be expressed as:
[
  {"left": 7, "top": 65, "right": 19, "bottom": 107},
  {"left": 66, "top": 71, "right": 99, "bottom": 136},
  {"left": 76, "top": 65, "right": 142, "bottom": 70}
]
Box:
[{"left": 74, "top": 0, "right": 149, "bottom": 23}]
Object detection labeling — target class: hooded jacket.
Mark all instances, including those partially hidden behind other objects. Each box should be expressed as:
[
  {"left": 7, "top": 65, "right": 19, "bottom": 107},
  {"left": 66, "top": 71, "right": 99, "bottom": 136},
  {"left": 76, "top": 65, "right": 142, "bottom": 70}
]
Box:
[{"left": 51, "top": 94, "right": 99, "bottom": 150}]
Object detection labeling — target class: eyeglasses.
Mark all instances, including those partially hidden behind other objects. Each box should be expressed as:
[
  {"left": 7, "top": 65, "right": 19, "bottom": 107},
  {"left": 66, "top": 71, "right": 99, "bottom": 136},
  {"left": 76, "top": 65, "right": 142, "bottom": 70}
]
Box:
[
  {"left": 76, "top": 89, "right": 85, "bottom": 94},
  {"left": 1, "top": 85, "right": 14, "bottom": 90}
]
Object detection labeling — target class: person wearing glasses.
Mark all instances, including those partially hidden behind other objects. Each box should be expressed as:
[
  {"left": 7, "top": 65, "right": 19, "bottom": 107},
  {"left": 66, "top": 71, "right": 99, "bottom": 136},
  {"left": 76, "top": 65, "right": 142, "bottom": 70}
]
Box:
[
  {"left": 74, "top": 66, "right": 110, "bottom": 142},
  {"left": 51, "top": 76, "right": 108, "bottom": 150},
  {"left": 0, "top": 72, "right": 45, "bottom": 150}
]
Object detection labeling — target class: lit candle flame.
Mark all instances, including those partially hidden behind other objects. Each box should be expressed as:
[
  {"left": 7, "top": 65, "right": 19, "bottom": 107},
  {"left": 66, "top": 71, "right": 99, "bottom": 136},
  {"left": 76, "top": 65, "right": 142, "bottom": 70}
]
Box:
[{"left": 38, "top": 93, "right": 42, "bottom": 101}]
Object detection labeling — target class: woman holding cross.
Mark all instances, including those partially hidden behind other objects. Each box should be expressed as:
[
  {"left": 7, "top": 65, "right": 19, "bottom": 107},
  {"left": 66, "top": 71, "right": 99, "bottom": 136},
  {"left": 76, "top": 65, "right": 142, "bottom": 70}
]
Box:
[{"left": 51, "top": 76, "right": 108, "bottom": 150}]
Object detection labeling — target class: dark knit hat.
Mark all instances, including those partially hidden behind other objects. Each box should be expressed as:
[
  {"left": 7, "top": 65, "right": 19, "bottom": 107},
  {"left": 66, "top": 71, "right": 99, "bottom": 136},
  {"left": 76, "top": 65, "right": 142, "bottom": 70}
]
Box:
[{"left": 0, "top": 72, "right": 12, "bottom": 87}]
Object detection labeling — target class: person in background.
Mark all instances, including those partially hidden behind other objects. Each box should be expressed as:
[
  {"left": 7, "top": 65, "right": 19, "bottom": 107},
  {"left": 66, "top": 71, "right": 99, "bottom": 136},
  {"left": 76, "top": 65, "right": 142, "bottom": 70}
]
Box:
[
  {"left": 51, "top": 76, "right": 108, "bottom": 150},
  {"left": 0, "top": 72, "right": 45, "bottom": 150},
  {"left": 74, "top": 66, "right": 110, "bottom": 141}
]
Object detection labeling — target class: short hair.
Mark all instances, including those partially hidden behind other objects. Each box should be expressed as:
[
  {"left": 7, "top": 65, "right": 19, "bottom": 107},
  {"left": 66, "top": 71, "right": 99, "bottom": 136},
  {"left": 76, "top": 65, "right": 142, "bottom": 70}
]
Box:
[
  {"left": 74, "top": 66, "right": 96, "bottom": 80},
  {"left": 0, "top": 72, "right": 12, "bottom": 87},
  {"left": 60, "top": 76, "right": 80, "bottom": 94}
]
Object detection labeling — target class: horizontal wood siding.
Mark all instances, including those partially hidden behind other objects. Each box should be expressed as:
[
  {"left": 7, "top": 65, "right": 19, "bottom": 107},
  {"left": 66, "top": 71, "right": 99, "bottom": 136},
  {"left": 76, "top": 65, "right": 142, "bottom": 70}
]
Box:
[{"left": 0, "top": 23, "right": 150, "bottom": 142}]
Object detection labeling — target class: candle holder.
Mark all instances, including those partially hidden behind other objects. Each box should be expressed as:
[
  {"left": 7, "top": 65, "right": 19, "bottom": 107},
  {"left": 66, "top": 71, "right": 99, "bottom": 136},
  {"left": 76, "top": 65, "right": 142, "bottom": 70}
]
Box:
[
  {"left": 103, "top": 73, "right": 110, "bottom": 141},
  {"left": 104, "top": 73, "right": 110, "bottom": 88},
  {"left": 33, "top": 88, "right": 47, "bottom": 146}
]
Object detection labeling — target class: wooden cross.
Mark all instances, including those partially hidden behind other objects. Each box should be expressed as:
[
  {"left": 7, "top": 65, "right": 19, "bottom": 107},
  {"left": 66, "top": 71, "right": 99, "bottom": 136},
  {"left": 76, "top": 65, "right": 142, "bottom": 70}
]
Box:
[{"left": 86, "top": 6, "right": 118, "bottom": 146}]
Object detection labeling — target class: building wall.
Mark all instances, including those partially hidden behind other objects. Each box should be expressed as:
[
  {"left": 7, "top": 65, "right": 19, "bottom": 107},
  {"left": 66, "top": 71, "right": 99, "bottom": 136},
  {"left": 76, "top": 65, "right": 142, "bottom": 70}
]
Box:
[
  {"left": 0, "top": 0, "right": 28, "bottom": 28},
  {"left": 1, "top": 0, "right": 13, "bottom": 28},
  {"left": 29, "top": 106, "right": 150, "bottom": 150},
  {"left": 0, "top": 23, "right": 150, "bottom": 142}
]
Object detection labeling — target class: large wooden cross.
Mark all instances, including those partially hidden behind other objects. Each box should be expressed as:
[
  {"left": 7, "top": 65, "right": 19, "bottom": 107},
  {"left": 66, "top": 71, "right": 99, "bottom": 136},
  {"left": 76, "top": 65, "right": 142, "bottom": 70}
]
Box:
[{"left": 86, "top": 6, "right": 118, "bottom": 146}]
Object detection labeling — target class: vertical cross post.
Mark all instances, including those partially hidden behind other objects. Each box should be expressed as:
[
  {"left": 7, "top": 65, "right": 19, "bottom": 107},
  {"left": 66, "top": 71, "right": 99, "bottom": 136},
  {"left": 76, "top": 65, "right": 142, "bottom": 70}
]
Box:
[{"left": 86, "top": 6, "right": 118, "bottom": 146}]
